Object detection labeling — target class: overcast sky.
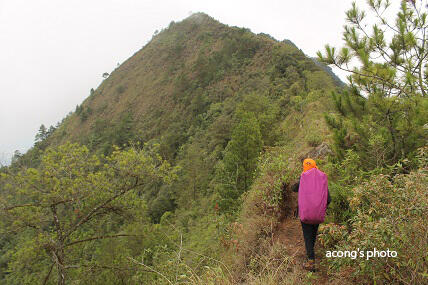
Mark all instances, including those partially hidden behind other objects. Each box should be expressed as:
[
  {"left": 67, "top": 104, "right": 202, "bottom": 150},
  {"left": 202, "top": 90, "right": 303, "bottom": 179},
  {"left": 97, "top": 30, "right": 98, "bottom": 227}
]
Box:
[{"left": 0, "top": 0, "right": 360, "bottom": 164}]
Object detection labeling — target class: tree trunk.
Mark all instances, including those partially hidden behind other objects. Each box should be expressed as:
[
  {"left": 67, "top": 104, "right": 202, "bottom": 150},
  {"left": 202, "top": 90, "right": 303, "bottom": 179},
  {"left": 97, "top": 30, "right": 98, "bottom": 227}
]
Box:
[
  {"left": 52, "top": 248, "right": 66, "bottom": 285},
  {"left": 57, "top": 251, "right": 66, "bottom": 285}
]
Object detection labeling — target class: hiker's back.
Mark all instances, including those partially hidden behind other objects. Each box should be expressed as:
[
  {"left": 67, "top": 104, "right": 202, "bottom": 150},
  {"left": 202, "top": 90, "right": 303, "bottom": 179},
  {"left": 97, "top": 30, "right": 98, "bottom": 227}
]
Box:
[{"left": 298, "top": 168, "right": 328, "bottom": 224}]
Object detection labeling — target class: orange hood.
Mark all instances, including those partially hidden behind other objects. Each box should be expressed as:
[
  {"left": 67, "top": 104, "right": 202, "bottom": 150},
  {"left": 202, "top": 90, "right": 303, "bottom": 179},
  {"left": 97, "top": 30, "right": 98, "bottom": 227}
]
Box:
[{"left": 303, "top": 158, "right": 317, "bottom": 173}]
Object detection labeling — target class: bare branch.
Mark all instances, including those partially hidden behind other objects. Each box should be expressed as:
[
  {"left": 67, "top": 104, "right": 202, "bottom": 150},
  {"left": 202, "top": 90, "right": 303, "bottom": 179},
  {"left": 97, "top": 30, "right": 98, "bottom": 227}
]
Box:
[
  {"left": 51, "top": 205, "right": 64, "bottom": 242},
  {"left": 65, "top": 234, "right": 140, "bottom": 247},
  {"left": 64, "top": 263, "right": 149, "bottom": 272},
  {"left": 128, "top": 257, "right": 173, "bottom": 285},
  {"left": 42, "top": 263, "right": 54, "bottom": 285},
  {"left": 2, "top": 203, "right": 41, "bottom": 211},
  {"left": 64, "top": 177, "right": 141, "bottom": 240}
]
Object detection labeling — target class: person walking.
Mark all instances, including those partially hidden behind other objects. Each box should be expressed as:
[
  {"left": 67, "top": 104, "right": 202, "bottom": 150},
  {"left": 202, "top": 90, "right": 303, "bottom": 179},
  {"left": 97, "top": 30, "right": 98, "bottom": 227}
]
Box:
[{"left": 292, "top": 158, "right": 330, "bottom": 272}]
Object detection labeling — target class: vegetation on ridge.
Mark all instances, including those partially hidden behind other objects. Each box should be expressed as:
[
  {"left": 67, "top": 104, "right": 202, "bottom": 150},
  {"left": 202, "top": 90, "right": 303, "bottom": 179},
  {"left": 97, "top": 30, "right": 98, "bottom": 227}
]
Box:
[
  {"left": 0, "top": 12, "right": 340, "bottom": 284},
  {"left": 1, "top": 1, "right": 427, "bottom": 284}
]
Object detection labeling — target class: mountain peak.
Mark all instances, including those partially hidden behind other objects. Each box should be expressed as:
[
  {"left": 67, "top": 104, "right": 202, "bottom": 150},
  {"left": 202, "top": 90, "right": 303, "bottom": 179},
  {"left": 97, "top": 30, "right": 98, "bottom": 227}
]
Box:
[
  {"left": 179, "top": 12, "right": 220, "bottom": 28},
  {"left": 48, "top": 13, "right": 341, "bottom": 160},
  {"left": 186, "top": 12, "right": 212, "bottom": 20}
]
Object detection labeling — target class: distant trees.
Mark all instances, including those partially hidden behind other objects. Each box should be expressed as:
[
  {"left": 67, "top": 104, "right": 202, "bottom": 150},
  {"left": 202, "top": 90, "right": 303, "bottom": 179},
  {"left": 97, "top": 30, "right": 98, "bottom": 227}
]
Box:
[
  {"left": 235, "top": 93, "right": 279, "bottom": 144},
  {"left": 217, "top": 112, "right": 263, "bottom": 211},
  {"left": 318, "top": 0, "right": 428, "bottom": 168},
  {"left": 35, "top": 124, "right": 56, "bottom": 144},
  {"left": 34, "top": 124, "right": 48, "bottom": 142},
  {"left": 116, "top": 85, "right": 126, "bottom": 95},
  {"left": 75, "top": 104, "right": 83, "bottom": 114},
  {"left": 10, "top": 150, "right": 22, "bottom": 165},
  {"left": 88, "top": 112, "right": 135, "bottom": 155},
  {"left": 102, "top": 72, "right": 109, "bottom": 79},
  {"left": 76, "top": 105, "right": 92, "bottom": 122}
]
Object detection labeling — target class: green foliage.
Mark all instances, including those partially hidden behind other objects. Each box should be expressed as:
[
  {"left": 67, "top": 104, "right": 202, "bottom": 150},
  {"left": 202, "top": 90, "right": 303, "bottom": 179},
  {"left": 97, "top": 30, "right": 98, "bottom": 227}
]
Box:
[
  {"left": 320, "top": 165, "right": 428, "bottom": 284},
  {"left": 2, "top": 13, "right": 345, "bottom": 284},
  {"left": 235, "top": 93, "right": 280, "bottom": 146},
  {"left": 32, "top": 124, "right": 57, "bottom": 155},
  {"left": 270, "top": 47, "right": 302, "bottom": 82},
  {"left": 303, "top": 70, "right": 336, "bottom": 91},
  {"left": 34, "top": 124, "right": 48, "bottom": 143},
  {"left": 190, "top": 28, "right": 261, "bottom": 89},
  {"left": 0, "top": 143, "right": 177, "bottom": 284},
  {"left": 88, "top": 112, "right": 136, "bottom": 155},
  {"left": 225, "top": 148, "right": 300, "bottom": 280},
  {"left": 318, "top": 0, "right": 428, "bottom": 169},
  {"left": 306, "top": 133, "right": 322, "bottom": 147},
  {"left": 75, "top": 104, "right": 83, "bottom": 115},
  {"left": 217, "top": 112, "right": 263, "bottom": 212},
  {"left": 78, "top": 106, "right": 93, "bottom": 122},
  {"left": 323, "top": 149, "right": 378, "bottom": 225},
  {"left": 116, "top": 85, "right": 126, "bottom": 95},
  {"left": 147, "top": 184, "right": 176, "bottom": 223},
  {"left": 254, "top": 149, "right": 299, "bottom": 212},
  {"left": 315, "top": 3, "right": 428, "bottom": 283}
]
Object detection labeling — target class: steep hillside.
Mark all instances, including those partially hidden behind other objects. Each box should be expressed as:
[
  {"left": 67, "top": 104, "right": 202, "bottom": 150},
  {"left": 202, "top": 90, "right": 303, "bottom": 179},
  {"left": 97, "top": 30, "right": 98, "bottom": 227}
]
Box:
[
  {"left": 53, "top": 11, "right": 340, "bottom": 220},
  {"left": 4, "top": 0, "right": 428, "bottom": 282},
  {"left": 2, "top": 13, "right": 343, "bottom": 284},
  {"left": 51, "top": 13, "right": 338, "bottom": 155}
]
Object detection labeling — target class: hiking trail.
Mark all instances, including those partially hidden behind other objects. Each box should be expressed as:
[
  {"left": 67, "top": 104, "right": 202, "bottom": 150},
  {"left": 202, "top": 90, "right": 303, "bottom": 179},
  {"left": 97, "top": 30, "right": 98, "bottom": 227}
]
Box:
[{"left": 275, "top": 217, "right": 330, "bottom": 284}]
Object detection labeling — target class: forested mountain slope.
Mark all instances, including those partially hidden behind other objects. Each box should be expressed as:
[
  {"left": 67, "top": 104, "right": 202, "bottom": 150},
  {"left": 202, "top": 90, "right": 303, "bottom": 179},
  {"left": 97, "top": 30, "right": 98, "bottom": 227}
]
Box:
[
  {"left": 54, "top": 13, "right": 338, "bottom": 150},
  {"left": 31, "top": 12, "right": 340, "bottom": 221},
  {"left": 4, "top": 1, "right": 427, "bottom": 283},
  {"left": 1, "top": 13, "right": 345, "bottom": 285}
]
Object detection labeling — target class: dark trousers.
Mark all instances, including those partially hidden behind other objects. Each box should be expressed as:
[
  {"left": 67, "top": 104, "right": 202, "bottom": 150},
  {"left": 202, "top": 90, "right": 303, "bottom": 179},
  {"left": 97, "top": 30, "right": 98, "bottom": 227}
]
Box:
[{"left": 301, "top": 222, "right": 319, "bottom": 260}]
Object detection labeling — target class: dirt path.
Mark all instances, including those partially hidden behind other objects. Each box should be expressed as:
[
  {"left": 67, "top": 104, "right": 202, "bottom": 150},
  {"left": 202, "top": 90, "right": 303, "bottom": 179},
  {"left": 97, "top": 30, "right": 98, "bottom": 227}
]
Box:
[
  {"left": 275, "top": 217, "right": 306, "bottom": 264},
  {"left": 275, "top": 217, "right": 330, "bottom": 284}
]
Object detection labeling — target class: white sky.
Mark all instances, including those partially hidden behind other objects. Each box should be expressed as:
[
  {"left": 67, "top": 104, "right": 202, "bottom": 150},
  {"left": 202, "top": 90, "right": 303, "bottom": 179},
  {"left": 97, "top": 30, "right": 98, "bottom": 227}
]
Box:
[{"left": 0, "top": 0, "right": 361, "bottom": 164}]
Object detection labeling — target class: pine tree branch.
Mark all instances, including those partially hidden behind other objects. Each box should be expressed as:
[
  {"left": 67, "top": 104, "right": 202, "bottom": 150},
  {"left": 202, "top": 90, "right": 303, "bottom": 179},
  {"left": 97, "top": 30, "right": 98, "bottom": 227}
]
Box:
[{"left": 331, "top": 60, "right": 409, "bottom": 96}]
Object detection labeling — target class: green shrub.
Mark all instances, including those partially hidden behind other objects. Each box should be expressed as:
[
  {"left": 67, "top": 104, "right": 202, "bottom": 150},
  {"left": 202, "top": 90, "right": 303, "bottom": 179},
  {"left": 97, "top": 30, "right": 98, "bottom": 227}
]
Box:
[
  {"left": 226, "top": 148, "right": 300, "bottom": 280},
  {"left": 306, "top": 133, "right": 322, "bottom": 147},
  {"left": 326, "top": 181, "right": 354, "bottom": 224},
  {"left": 116, "top": 85, "right": 126, "bottom": 94},
  {"left": 320, "top": 167, "right": 428, "bottom": 284}
]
